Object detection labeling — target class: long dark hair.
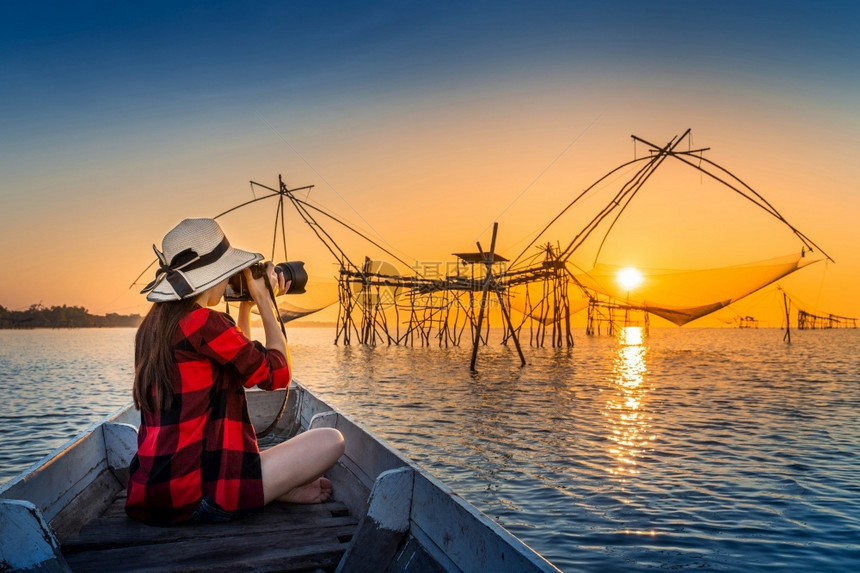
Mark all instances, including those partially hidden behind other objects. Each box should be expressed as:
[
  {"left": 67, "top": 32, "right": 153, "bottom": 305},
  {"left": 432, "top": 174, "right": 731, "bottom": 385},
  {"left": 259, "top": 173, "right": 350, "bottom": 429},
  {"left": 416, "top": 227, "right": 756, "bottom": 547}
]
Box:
[{"left": 133, "top": 298, "right": 199, "bottom": 413}]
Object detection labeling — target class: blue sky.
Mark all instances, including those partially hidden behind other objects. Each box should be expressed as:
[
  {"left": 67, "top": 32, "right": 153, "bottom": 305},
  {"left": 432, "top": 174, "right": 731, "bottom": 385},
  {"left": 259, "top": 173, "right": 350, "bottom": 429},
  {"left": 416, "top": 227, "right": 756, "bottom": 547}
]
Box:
[{"left": 4, "top": 1, "right": 856, "bottom": 134}]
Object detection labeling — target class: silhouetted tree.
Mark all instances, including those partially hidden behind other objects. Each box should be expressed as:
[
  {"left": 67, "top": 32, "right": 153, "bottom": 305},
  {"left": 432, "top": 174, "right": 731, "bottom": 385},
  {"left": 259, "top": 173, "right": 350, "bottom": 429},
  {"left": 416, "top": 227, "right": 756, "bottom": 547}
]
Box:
[{"left": 0, "top": 304, "right": 141, "bottom": 329}]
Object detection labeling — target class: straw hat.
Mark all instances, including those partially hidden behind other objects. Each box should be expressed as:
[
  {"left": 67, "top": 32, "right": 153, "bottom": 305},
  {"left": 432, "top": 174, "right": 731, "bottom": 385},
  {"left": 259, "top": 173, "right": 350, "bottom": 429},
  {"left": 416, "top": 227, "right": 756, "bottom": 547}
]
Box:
[{"left": 141, "top": 218, "right": 263, "bottom": 302}]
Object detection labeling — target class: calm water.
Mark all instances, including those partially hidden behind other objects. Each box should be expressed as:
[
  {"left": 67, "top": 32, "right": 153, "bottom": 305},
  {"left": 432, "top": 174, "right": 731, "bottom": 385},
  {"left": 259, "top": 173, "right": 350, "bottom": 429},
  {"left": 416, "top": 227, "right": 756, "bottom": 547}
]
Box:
[{"left": 1, "top": 327, "right": 859, "bottom": 571}]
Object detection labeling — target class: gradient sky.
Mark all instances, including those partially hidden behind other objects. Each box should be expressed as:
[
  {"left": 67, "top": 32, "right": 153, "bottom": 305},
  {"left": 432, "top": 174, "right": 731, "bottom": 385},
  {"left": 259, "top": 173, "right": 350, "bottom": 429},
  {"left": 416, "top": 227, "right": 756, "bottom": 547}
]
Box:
[{"left": 2, "top": 1, "right": 858, "bottom": 325}]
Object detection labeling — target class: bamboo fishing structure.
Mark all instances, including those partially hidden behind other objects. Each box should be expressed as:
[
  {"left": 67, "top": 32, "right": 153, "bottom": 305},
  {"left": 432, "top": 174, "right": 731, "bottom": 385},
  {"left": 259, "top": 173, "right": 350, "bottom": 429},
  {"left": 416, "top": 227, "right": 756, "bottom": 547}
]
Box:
[
  {"left": 797, "top": 310, "right": 857, "bottom": 329},
  {"left": 778, "top": 288, "right": 857, "bottom": 333},
  {"left": 254, "top": 131, "right": 835, "bottom": 361},
  {"left": 585, "top": 298, "right": 650, "bottom": 337}
]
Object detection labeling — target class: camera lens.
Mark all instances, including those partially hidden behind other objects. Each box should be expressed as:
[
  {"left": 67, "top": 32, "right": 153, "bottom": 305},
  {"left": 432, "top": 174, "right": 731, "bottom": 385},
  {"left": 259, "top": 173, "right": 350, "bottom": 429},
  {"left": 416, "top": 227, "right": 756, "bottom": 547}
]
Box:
[{"left": 274, "top": 261, "right": 308, "bottom": 294}]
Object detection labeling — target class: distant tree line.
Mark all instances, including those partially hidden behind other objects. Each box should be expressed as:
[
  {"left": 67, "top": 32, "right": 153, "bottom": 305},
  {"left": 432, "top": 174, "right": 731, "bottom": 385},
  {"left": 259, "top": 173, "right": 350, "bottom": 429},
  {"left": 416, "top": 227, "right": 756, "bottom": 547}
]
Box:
[{"left": 0, "top": 304, "right": 142, "bottom": 328}]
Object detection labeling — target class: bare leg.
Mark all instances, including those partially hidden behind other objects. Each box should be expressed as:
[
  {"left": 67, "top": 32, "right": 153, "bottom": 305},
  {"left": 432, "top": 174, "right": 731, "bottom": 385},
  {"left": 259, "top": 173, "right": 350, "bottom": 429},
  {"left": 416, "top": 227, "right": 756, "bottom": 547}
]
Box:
[{"left": 259, "top": 427, "right": 345, "bottom": 505}]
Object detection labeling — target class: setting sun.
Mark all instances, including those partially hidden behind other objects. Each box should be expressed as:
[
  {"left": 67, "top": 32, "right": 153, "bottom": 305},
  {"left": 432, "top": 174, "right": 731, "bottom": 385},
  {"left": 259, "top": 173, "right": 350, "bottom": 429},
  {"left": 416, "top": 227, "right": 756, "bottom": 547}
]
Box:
[{"left": 617, "top": 267, "right": 644, "bottom": 292}]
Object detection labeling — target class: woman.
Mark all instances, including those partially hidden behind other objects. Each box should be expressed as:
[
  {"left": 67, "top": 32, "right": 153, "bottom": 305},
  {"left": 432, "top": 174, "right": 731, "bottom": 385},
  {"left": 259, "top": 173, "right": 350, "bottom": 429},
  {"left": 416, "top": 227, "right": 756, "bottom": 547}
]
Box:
[{"left": 126, "top": 218, "right": 344, "bottom": 525}]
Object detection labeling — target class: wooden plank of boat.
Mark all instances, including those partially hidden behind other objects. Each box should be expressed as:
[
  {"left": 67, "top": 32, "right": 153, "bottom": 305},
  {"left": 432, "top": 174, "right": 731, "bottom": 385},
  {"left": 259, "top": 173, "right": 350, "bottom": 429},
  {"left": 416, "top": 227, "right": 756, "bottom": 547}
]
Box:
[
  {"left": 1, "top": 381, "right": 560, "bottom": 572},
  {"left": 63, "top": 495, "right": 357, "bottom": 572}
]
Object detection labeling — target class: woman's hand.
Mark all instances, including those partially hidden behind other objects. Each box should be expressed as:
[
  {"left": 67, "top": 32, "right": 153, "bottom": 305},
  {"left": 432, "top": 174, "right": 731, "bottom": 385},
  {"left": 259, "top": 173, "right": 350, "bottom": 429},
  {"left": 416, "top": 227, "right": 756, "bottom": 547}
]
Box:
[
  {"left": 273, "top": 267, "right": 292, "bottom": 296},
  {"left": 242, "top": 263, "right": 289, "bottom": 356},
  {"left": 244, "top": 263, "right": 292, "bottom": 305},
  {"left": 244, "top": 263, "right": 273, "bottom": 306}
]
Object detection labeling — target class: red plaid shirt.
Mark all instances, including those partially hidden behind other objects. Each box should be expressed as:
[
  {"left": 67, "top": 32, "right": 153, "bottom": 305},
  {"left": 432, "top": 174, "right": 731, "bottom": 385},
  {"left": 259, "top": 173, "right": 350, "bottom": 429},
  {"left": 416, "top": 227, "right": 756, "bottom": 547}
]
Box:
[{"left": 126, "top": 306, "right": 290, "bottom": 525}]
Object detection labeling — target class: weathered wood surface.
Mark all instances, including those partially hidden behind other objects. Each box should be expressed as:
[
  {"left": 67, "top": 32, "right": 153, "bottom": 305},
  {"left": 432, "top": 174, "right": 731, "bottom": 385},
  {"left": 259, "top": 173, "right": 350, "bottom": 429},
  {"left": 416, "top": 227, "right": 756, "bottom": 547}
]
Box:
[
  {"left": 0, "top": 414, "right": 134, "bottom": 542},
  {"left": 306, "top": 404, "right": 409, "bottom": 522},
  {"left": 303, "top": 396, "right": 560, "bottom": 572},
  {"left": 62, "top": 492, "right": 358, "bottom": 573},
  {"left": 103, "top": 422, "right": 138, "bottom": 478},
  {"left": 336, "top": 467, "right": 414, "bottom": 573},
  {"left": 247, "top": 388, "right": 297, "bottom": 435},
  {"left": 410, "top": 471, "right": 559, "bottom": 572},
  {"left": 0, "top": 499, "right": 68, "bottom": 572},
  {"left": 0, "top": 419, "right": 109, "bottom": 523}
]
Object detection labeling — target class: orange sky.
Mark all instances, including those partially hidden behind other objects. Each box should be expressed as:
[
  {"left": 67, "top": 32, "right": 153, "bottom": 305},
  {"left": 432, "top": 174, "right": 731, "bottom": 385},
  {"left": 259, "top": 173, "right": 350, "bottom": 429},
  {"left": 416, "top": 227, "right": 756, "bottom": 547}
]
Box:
[{"left": 2, "top": 3, "right": 858, "bottom": 328}]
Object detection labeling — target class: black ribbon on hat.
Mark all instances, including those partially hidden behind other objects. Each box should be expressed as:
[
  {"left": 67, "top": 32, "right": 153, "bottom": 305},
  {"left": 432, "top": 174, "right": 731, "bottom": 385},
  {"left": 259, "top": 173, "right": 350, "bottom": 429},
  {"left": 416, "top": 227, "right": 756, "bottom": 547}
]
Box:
[{"left": 140, "top": 236, "right": 231, "bottom": 298}]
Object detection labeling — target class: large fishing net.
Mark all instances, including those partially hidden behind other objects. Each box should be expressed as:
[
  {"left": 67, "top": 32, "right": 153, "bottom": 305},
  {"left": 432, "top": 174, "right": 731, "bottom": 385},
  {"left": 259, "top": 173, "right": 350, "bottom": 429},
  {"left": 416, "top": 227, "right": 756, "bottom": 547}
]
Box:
[
  {"left": 570, "top": 253, "right": 819, "bottom": 326},
  {"left": 504, "top": 130, "right": 833, "bottom": 329}
]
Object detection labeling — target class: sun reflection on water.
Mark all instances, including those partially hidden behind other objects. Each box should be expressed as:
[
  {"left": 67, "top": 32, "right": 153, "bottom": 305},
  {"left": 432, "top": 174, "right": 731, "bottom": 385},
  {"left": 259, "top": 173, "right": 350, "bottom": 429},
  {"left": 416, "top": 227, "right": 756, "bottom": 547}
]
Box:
[{"left": 605, "top": 326, "right": 653, "bottom": 477}]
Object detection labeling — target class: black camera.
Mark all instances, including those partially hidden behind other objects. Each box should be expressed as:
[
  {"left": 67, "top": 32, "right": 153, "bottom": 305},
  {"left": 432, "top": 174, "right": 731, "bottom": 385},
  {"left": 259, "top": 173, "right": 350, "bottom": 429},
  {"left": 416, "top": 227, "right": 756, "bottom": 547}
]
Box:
[{"left": 225, "top": 261, "right": 307, "bottom": 301}]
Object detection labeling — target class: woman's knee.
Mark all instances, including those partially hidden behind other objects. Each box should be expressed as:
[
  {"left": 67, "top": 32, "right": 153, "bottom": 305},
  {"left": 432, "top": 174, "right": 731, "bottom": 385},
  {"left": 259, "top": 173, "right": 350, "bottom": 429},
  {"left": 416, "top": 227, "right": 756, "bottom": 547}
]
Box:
[
  {"left": 316, "top": 427, "right": 345, "bottom": 459},
  {"left": 303, "top": 427, "right": 344, "bottom": 461}
]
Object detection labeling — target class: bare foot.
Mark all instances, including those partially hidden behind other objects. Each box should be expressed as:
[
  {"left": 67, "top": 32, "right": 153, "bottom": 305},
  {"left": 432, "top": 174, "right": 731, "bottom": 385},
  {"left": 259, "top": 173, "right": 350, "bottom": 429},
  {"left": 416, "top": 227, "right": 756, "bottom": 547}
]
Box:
[{"left": 277, "top": 477, "right": 333, "bottom": 504}]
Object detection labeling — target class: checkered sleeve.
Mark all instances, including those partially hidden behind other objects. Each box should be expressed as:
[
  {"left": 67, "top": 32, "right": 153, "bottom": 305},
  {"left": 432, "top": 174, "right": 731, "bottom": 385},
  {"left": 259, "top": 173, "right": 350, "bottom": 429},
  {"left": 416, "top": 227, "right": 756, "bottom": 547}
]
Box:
[{"left": 184, "top": 308, "right": 290, "bottom": 391}]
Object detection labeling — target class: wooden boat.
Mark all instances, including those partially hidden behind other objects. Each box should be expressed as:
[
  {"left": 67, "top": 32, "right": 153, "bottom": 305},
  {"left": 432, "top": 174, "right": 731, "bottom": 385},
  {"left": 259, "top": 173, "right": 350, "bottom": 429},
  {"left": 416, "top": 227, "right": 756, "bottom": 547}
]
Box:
[{"left": 0, "top": 381, "right": 560, "bottom": 572}]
